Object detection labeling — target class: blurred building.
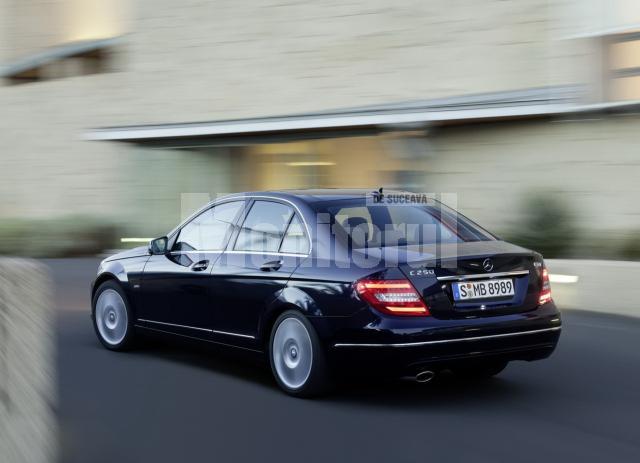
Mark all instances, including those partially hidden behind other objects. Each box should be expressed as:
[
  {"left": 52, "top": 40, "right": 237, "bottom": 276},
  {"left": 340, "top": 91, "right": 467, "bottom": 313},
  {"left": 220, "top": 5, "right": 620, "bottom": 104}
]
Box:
[{"left": 1, "top": 0, "right": 640, "bottom": 240}]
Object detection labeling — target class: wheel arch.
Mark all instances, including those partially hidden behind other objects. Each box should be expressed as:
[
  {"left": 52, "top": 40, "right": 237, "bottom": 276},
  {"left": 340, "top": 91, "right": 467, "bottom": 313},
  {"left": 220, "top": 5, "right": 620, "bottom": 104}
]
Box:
[
  {"left": 259, "top": 301, "right": 302, "bottom": 348},
  {"left": 91, "top": 272, "right": 120, "bottom": 300},
  {"left": 260, "top": 286, "right": 321, "bottom": 347}
]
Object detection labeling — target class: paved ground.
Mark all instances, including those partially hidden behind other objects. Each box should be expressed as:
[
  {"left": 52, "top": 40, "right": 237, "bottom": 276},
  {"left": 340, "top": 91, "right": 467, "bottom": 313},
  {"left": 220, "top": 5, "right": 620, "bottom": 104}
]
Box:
[{"left": 50, "top": 258, "right": 640, "bottom": 463}]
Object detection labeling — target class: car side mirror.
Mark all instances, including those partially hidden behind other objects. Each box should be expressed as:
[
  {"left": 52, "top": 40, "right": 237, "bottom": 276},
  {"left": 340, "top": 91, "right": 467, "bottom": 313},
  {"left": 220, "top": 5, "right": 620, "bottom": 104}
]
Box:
[{"left": 149, "top": 236, "right": 169, "bottom": 255}]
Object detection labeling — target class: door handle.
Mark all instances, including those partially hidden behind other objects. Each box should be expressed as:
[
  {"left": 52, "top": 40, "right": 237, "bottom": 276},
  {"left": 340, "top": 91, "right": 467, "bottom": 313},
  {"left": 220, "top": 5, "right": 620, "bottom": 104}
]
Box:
[
  {"left": 260, "top": 260, "right": 283, "bottom": 272},
  {"left": 191, "top": 260, "right": 209, "bottom": 271}
]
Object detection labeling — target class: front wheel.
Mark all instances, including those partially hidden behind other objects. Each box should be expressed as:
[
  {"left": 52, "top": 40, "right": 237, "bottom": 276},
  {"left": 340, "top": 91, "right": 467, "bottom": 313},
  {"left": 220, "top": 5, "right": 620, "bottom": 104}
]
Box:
[
  {"left": 92, "top": 281, "right": 136, "bottom": 351},
  {"left": 269, "top": 310, "right": 331, "bottom": 397}
]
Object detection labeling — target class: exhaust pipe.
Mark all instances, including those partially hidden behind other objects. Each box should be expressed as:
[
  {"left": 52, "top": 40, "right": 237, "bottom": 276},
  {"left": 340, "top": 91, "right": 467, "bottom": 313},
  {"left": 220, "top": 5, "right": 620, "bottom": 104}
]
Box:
[{"left": 415, "top": 370, "right": 435, "bottom": 383}]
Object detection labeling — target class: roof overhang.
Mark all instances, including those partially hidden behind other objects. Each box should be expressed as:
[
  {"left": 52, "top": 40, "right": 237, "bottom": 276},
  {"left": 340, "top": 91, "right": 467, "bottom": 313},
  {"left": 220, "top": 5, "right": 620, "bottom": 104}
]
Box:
[
  {"left": 85, "top": 104, "right": 573, "bottom": 142},
  {"left": 83, "top": 86, "right": 640, "bottom": 143},
  {"left": 562, "top": 23, "right": 640, "bottom": 40}
]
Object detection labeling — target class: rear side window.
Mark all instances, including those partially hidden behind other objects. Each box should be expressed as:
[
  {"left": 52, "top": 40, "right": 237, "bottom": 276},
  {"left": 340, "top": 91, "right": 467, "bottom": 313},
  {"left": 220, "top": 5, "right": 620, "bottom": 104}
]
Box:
[
  {"left": 280, "top": 214, "right": 310, "bottom": 255},
  {"left": 234, "top": 201, "right": 294, "bottom": 252},
  {"left": 175, "top": 201, "right": 244, "bottom": 251},
  {"left": 332, "top": 206, "right": 375, "bottom": 246}
]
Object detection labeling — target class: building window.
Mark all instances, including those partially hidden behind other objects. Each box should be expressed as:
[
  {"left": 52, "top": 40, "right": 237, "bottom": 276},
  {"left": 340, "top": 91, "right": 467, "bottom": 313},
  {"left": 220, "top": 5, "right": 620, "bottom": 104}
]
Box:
[
  {"left": 2, "top": 38, "right": 121, "bottom": 85},
  {"left": 1, "top": 0, "right": 128, "bottom": 85},
  {"left": 607, "top": 33, "right": 640, "bottom": 100}
]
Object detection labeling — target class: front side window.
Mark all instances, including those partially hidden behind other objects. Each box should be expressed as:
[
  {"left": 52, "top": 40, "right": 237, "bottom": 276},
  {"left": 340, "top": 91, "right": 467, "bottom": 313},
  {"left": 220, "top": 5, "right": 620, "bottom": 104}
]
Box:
[
  {"left": 234, "top": 201, "right": 294, "bottom": 252},
  {"left": 174, "top": 201, "right": 244, "bottom": 251}
]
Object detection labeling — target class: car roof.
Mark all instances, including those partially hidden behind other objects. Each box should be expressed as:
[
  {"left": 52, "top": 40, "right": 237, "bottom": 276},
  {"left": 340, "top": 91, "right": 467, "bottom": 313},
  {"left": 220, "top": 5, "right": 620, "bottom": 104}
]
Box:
[{"left": 220, "top": 188, "right": 411, "bottom": 204}]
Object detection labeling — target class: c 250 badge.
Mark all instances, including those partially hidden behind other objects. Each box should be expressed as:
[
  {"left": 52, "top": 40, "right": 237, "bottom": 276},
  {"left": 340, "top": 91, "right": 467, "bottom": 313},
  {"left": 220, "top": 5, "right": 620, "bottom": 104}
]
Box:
[{"left": 408, "top": 269, "right": 435, "bottom": 277}]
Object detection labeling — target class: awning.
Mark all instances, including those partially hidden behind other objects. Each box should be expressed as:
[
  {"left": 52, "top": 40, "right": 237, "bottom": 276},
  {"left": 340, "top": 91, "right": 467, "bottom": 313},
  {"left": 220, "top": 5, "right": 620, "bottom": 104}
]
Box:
[{"left": 83, "top": 85, "right": 640, "bottom": 142}]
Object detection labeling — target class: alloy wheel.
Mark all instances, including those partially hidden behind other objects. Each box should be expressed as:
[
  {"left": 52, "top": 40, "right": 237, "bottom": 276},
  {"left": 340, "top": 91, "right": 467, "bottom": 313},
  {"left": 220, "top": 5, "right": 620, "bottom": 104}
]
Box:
[
  {"left": 272, "top": 317, "right": 313, "bottom": 390},
  {"left": 95, "top": 288, "right": 128, "bottom": 346}
]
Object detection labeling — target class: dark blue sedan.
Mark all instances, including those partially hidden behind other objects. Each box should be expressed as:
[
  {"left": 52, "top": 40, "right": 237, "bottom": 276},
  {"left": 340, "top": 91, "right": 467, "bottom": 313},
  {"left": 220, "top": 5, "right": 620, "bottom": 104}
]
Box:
[{"left": 91, "top": 189, "right": 561, "bottom": 396}]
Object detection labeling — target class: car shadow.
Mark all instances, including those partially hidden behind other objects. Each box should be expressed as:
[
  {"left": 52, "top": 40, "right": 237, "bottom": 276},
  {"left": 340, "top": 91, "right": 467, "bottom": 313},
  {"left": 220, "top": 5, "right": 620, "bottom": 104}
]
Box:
[
  {"left": 134, "top": 334, "right": 276, "bottom": 388},
  {"left": 132, "top": 334, "right": 530, "bottom": 410},
  {"left": 63, "top": 300, "right": 534, "bottom": 411},
  {"left": 327, "top": 373, "right": 529, "bottom": 410}
]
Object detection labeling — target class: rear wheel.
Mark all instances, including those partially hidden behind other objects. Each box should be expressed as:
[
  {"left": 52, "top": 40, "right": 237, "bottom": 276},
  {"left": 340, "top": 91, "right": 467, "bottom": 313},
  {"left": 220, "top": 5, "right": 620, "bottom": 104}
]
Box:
[
  {"left": 269, "top": 310, "right": 331, "bottom": 397},
  {"left": 92, "top": 281, "right": 136, "bottom": 351},
  {"left": 451, "top": 360, "right": 508, "bottom": 379}
]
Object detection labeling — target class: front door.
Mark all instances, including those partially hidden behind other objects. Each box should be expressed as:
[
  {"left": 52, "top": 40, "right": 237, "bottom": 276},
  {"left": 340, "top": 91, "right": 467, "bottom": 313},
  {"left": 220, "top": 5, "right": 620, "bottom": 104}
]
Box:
[{"left": 138, "top": 200, "right": 246, "bottom": 337}]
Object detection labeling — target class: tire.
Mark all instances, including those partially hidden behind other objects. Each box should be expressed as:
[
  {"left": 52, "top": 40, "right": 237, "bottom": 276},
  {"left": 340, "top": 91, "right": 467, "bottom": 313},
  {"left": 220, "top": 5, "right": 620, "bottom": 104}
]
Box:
[
  {"left": 451, "top": 360, "right": 508, "bottom": 379},
  {"left": 269, "top": 310, "right": 331, "bottom": 397},
  {"left": 92, "top": 280, "right": 136, "bottom": 351}
]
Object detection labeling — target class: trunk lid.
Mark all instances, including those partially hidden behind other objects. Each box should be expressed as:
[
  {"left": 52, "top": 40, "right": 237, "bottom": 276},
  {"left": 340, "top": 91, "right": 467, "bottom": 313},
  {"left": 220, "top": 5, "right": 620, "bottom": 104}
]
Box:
[{"left": 395, "top": 241, "right": 542, "bottom": 319}]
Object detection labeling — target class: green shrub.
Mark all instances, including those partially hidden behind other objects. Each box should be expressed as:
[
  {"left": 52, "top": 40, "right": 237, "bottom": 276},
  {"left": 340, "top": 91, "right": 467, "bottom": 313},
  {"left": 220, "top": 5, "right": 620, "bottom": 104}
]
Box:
[
  {"left": 502, "top": 192, "right": 578, "bottom": 258},
  {"left": 0, "top": 216, "right": 120, "bottom": 257},
  {"left": 618, "top": 232, "right": 640, "bottom": 261}
]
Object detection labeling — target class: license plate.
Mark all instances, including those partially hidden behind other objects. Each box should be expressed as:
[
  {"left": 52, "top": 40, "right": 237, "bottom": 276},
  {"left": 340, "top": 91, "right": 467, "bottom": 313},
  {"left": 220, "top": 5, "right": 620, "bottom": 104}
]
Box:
[{"left": 452, "top": 279, "right": 514, "bottom": 301}]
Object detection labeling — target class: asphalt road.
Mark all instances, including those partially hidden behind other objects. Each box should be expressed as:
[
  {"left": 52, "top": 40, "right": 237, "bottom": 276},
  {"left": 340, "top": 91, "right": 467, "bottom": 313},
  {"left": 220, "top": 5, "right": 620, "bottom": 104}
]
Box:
[{"left": 50, "top": 258, "right": 640, "bottom": 463}]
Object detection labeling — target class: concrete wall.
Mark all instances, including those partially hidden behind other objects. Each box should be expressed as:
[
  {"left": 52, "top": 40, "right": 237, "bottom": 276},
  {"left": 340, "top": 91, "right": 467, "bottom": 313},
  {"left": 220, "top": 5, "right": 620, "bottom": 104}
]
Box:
[
  {"left": 0, "top": 0, "right": 610, "bottom": 233},
  {"left": 125, "top": 0, "right": 583, "bottom": 123},
  {"left": 2, "top": 0, "right": 582, "bottom": 122},
  {"left": 426, "top": 117, "right": 640, "bottom": 235},
  {"left": 122, "top": 146, "right": 235, "bottom": 235},
  {"left": 0, "top": 259, "right": 56, "bottom": 463},
  {"left": 547, "top": 259, "right": 640, "bottom": 317},
  {"left": 0, "top": 0, "right": 130, "bottom": 59}
]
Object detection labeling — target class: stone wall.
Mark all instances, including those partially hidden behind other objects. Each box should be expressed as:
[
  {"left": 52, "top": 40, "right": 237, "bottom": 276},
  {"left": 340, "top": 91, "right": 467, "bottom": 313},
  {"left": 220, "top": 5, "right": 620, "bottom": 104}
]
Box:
[
  {"left": 426, "top": 117, "right": 640, "bottom": 234},
  {"left": 547, "top": 259, "right": 640, "bottom": 317},
  {"left": 0, "top": 259, "right": 56, "bottom": 463},
  {"left": 0, "top": 0, "right": 608, "bottom": 233}
]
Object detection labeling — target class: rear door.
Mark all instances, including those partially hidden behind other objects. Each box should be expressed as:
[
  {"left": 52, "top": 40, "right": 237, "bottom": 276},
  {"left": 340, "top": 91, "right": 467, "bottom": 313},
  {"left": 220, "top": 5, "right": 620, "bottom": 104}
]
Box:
[{"left": 209, "top": 200, "right": 310, "bottom": 345}]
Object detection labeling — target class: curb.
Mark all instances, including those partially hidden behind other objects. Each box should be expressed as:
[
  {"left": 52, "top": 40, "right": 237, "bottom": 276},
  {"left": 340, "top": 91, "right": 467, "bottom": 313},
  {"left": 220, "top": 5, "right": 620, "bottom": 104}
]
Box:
[{"left": 546, "top": 259, "right": 640, "bottom": 318}]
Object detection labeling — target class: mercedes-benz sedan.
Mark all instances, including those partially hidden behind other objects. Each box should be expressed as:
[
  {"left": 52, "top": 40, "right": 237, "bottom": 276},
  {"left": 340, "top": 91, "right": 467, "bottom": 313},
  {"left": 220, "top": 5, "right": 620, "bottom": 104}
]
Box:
[{"left": 91, "top": 189, "right": 561, "bottom": 396}]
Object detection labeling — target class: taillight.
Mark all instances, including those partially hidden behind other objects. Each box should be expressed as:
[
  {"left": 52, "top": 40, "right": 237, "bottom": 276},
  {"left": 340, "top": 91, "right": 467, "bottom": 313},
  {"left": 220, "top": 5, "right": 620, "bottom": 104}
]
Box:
[
  {"left": 538, "top": 266, "right": 552, "bottom": 305},
  {"left": 355, "top": 279, "right": 430, "bottom": 316}
]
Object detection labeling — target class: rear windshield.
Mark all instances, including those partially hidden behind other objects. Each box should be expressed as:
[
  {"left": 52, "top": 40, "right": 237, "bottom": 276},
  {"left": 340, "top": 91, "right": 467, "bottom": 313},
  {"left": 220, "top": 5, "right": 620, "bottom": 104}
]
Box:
[{"left": 321, "top": 199, "right": 496, "bottom": 248}]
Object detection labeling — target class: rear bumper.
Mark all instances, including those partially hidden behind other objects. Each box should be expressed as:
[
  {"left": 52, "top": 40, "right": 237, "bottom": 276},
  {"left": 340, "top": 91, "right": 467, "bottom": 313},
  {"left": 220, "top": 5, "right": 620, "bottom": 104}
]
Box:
[
  {"left": 333, "top": 325, "right": 560, "bottom": 348},
  {"left": 331, "top": 325, "right": 560, "bottom": 375},
  {"left": 314, "top": 302, "right": 561, "bottom": 374}
]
